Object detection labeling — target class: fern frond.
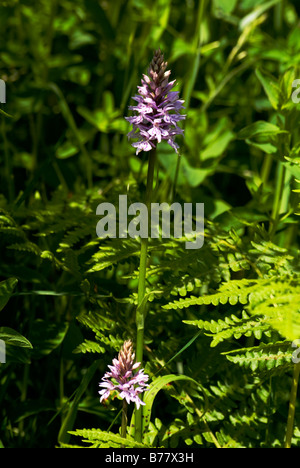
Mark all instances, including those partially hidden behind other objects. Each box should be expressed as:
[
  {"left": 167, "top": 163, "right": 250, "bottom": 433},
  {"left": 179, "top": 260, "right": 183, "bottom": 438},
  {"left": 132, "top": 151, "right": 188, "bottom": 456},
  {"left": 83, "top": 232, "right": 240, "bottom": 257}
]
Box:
[
  {"left": 223, "top": 341, "right": 294, "bottom": 374},
  {"left": 184, "top": 311, "right": 271, "bottom": 347},
  {"left": 163, "top": 278, "right": 267, "bottom": 310},
  {"left": 244, "top": 276, "right": 300, "bottom": 341},
  {"left": 86, "top": 239, "right": 142, "bottom": 273},
  {"left": 7, "top": 241, "right": 42, "bottom": 256},
  {"left": 75, "top": 309, "right": 125, "bottom": 354},
  {"left": 74, "top": 339, "right": 105, "bottom": 354},
  {"left": 62, "top": 249, "right": 82, "bottom": 278},
  {"left": 0, "top": 226, "right": 26, "bottom": 240},
  {"left": 58, "top": 223, "right": 95, "bottom": 251}
]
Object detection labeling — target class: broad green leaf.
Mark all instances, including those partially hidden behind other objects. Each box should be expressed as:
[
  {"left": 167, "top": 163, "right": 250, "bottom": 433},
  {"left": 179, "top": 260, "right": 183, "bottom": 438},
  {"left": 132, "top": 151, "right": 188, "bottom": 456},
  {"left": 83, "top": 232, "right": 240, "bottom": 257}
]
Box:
[
  {"left": 158, "top": 151, "right": 214, "bottom": 188},
  {"left": 280, "top": 68, "right": 296, "bottom": 106},
  {"left": 237, "top": 121, "right": 284, "bottom": 140},
  {"left": 201, "top": 129, "right": 235, "bottom": 160},
  {"left": 0, "top": 278, "right": 18, "bottom": 312},
  {"left": 182, "top": 162, "right": 214, "bottom": 187},
  {"left": 0, "top": 327, "right": 32, "bottom": 348},
  {"left": 129, "top": 374, "right": 203, "bottom": 441},
  {"left": 0, "top": 327, "right": 32, "bottom": 363},
  {"left": 170, "top": 37, "right": 195, "bottom": 61},
  {"left": 255, "top": 69, "right": 280, "bottom": 110},
  {"left": 213, "top": 0, "right": 238, "bottom": 14},
  {"left": 246, "top": 139, "right": 277, "bottom": 154}
]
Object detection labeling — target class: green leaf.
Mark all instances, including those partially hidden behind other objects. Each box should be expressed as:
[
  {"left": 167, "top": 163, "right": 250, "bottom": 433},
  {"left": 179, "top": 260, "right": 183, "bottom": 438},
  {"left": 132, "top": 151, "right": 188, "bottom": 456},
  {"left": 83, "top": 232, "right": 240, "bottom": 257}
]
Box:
[
  {"left": 0, "top": 327, "right": 32, "bottom": 348},
  {"left": 69, "top": 428, "right": 148, "bottom": 448},
  {"left": 0, "top": 327, "right": 32, "bottom": 363},
  {"left": 158, "top": 151, "right": 214, "bottom": 188},
  {"left": 279, "top": 68, "right": 296, "bottom": 107},
  {"left": 239, "top": 0, "right": 281, "bottom": 31},
  {"left": 201, "top": 128, "right": 235, "bottom": 160},
  {"left": 237, "top": 121, "right": 283, "bottom": 140},
  {"left": 58, "top": 360, "right": 101, "bottom": 445},
  {"left": 224, "top": 342, "right": 293, "bottom": 374},
  {"left": 213, "top": 0, "right": 238, "bottom": 14},
  {"left": 0, "top": 277, "right": 18, "bottom": 312},
  {"left": 245, "top": 139, "right": 277, "bottom": 154},
  {"left": 255, "top": 68, "right": 280, "bottom": 110},
  {"left": 129, "top": 374, "right": 204, "bottom": 442},
  {"left": 0, "top": 108, "right": 13, "bottom": 118}
]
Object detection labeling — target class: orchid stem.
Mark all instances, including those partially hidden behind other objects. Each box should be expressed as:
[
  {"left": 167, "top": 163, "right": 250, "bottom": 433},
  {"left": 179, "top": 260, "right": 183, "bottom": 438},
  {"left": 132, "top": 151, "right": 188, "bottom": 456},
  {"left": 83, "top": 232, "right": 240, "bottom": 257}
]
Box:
[
  {"left": 284, "top": 362, "right": 300, "bottom": 448},
  {"left": 135, "top": 148, "right": 156, "bottom": 442},
  {"left": 121, "top": 399, "right": 128, "bottom": 443}
]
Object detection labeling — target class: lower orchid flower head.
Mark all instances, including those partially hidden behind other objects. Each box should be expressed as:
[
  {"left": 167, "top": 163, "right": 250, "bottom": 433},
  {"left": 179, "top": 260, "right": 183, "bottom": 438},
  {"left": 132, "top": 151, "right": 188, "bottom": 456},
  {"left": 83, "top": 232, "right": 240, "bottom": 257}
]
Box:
[{"left": 99, "top": 340, "right": 149, "bottom": 409}]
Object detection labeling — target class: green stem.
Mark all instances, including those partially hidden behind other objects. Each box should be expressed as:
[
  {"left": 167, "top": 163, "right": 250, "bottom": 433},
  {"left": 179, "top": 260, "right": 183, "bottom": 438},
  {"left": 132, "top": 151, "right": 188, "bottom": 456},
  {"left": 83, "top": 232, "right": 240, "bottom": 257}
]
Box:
[
  {"left": 18, "top": 363, "right": 30, "bottom": 439},
  {"left": 171, "top": 153, "right": 181, "bottom": 202},
  {"left": 285, "top": 362, "right": 300, "bottom": 448},
  {"left": 31, "top": 0, "right": 57, "bottom": 174},
  {"left": 183, "top": 0, "right": 207, "bottom": 109},
  {"left": 260, "top": 153, "right": 272, "bottom": 188},
  {"left": 274, "top": 0, "right": 284, "bottom": 32},
  {"left": 135, "top": 148, "right": 156, "bottom": 363},
  {"left": 59, "top": 357, "right": 65, "bottom": 426},
  {"left": 121, "top": 399, "right": 128, "bottom": 442},
  {"left": 135, "top": 148, "right": 156, "bottom": 442},
  {"left": 270, "top": 161, "right": 286, "bottom": 238},
  {"left": 1, "top": 116, "right": 14, "bottom": 202}
]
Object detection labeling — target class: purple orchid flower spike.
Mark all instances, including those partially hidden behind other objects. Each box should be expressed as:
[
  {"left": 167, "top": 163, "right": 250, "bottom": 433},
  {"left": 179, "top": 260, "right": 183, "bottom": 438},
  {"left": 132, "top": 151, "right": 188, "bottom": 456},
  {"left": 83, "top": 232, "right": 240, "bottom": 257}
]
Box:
[
  {"left": 99, "top": 340, "right": 149, "bottom": 409},
  {"left": 126, "top": 48, "right": 186, "bottom": 155}
]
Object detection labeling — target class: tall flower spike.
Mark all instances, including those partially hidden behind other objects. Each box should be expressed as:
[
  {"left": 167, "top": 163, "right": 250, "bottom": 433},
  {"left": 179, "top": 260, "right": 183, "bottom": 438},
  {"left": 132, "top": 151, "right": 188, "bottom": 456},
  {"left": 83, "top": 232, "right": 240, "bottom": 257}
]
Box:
[
  {"left": 99, "top": 340, "right": 149, "bottom": 409},
  {"left": 126, "top": 48, "right": 186, "bottom": 155}
]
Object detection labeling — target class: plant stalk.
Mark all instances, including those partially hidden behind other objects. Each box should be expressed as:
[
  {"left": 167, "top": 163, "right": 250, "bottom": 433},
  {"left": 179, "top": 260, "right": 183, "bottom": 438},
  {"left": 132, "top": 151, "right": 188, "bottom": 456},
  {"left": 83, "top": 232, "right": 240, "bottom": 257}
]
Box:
[
  {"left": 121, "top": 399, "right": 128, "bottom": 442},
  {"left": 135, "top": 148, "right": 156, "bottom": 442},
  {"left": 183, "top": 0, "right": 207, "bottom": 109},
  {"left": 285, "top": 362, "right": 300, "bottom": 448},
  {"left": 270, "top": 160, "right": 286, "bottom": 238},
  {"left": 1, "top": 116, "right": 14, "bottom": 203}
]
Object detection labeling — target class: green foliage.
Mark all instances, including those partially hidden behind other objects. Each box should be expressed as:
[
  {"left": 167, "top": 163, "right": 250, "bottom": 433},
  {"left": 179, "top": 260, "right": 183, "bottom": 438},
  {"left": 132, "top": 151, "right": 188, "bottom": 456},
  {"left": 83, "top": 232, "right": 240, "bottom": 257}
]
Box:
[
  {"left": 168, "top": 272, "right": 300, "bottom": 343},
  {"left": 1, "top": 0, "right": 300, "bottom": 449},
  {"left": 68, "top": 428, "right": 149, "bottom": 448},
  {"left": 224, "top": 341, "right": 294, "bottom": 373}
]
